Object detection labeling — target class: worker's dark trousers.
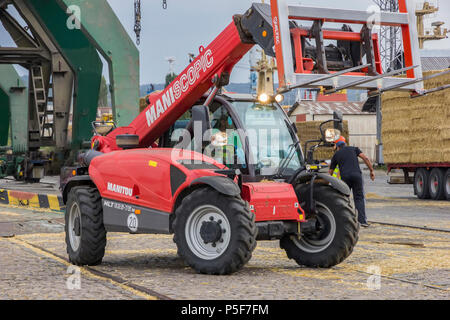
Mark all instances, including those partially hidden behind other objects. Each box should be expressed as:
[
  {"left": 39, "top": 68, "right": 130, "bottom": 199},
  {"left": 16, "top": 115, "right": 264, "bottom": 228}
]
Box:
[{"left": 341, "top": 173, "right": 367, "bottom": 224}]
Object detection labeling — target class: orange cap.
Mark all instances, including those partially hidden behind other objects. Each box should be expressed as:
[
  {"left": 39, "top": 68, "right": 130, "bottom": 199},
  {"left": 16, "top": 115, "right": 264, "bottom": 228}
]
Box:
[{"left": 334, "top": 136, "right": 346, "bottom": 144}]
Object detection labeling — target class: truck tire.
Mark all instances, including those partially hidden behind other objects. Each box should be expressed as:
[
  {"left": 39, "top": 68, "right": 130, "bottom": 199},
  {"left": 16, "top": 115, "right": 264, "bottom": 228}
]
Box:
[
  {"left": 429, "top": 168, "right": 446, "bottom": 200},
  {"left": 445, "top": 169, "right": 450, "bottom": 201},
  {"left": 280, "top": 184, "right": 359, "bottom": 268},
  {"left": 414, "top": 168, "right": 430, "bottom": 199},
  {"left": 65, "top": 187, "right": 106, "bottom": 266},
  {"left": 173, "top": 187, "right": 257, "bottom": 275}
]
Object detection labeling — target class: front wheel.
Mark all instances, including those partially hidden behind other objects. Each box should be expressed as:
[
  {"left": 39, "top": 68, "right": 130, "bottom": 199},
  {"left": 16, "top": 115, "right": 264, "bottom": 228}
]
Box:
[
  {"left": 65, "top": 187, "right": 107, "bottom": 266},
  {"left": 173, "top": 187, "right": 257, "bottom": 275},
  {"left": 280, "top": 184, "right": 359, "bottom": 268}
]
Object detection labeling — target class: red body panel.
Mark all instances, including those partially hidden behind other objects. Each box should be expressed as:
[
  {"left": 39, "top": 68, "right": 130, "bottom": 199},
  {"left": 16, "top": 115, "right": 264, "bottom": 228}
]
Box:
[
  {"left": 89, "top": 148, "right": 301, "bottom": 222},
  {"left": 89, "top": 149, "right": 225, "bottom": 213},
  {"left": 242, "top": 183, "right": 305, "bottom": 222}
]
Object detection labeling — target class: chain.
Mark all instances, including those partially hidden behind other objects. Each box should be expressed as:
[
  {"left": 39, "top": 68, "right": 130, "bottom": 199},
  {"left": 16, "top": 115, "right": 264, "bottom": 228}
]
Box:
[
  {"left": 134, "top": 0, "right": 142, "bottom": 45},
  {"left": 134, "top": 1, "right": 167, "bottom": 45}
]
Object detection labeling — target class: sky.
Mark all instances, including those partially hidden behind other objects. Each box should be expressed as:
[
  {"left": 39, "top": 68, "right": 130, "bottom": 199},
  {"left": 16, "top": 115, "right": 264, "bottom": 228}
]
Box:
[
  {"left": 1, "top": 0, "right": 449, "bottom": 84},
  {"left": 106, "top": 0, "right": 450, "bottom": 85}
]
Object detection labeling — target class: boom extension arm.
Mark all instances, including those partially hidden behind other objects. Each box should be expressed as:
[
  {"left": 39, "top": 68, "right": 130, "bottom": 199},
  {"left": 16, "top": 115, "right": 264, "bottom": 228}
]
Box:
[{"left": 94, "top": 18, "right": 255, "bottom": 152}]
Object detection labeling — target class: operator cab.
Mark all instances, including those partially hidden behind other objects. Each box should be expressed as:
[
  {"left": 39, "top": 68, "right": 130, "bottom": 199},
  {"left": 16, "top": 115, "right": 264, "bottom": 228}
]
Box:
[{"left": 158, "top": 92, "right": 305, "bottom": 182}]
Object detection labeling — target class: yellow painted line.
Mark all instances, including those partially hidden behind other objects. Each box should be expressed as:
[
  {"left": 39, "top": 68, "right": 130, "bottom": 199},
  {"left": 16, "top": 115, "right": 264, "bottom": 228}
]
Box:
[
  {"left": 0, "top": 211, "right": 21, "bottom": 217},
  {"left": 0, "top": 203, "right": 61, "bottom": 214},
  {"left": 365, "top": 193, "right": 397, "bottom": 201},
  {"left": 270, "top": 267, "right": 344, "bottom": 280},
  {"left": 105, "top": 248, "right": 177, "bottom": 255},
  {"left": 5, "top": 237, "right": 158, "bottom": 300},
  {"left": 17, "top": 232, "right": 64, "bottom": 239}
]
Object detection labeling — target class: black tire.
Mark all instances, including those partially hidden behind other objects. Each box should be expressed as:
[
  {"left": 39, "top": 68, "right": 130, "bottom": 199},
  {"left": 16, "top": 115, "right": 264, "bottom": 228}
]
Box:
[
  {"left": 173, "top": 187, "right": 257, "bottom": 275},
  {"left": 414, "top": 168, "right": 430, "bottom": 199},
  {"left": 65, "top": 187, "right": 106, "bottom": 266},
  {"left": 429, "top": 168, "right": 446, "bottom": 200},
  {"left": 445, "top": 169, "right": 450, "bottom": 201},
  {"left": 280, "top": 184, "right": 359, "bottom": 268}
]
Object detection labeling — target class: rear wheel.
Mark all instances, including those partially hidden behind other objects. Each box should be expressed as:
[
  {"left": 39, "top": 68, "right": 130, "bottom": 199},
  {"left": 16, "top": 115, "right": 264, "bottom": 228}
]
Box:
[
  {"left": 429, "top": 168, "right": 445, "bottom": 200},
  {"left": 414, "top": 168, "right": 430, "bottom": 199},
  {"left": 173, "top": 187, "right": 257, "bottom": 275},
  {"left": 280, "top": 184, "right": 359, "bottom": 268},
  {"left": 65, "top": 187, "right": 106, "bottom": 266},
  {"left": 445, "top": 169, "right": 450, "bottom": 201}
]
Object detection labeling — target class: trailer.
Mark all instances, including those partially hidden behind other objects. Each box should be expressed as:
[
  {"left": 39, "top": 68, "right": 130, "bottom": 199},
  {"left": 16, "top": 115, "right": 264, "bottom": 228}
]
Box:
[{"left": 388, "top": 163, "right": 450, "bottom": 200}]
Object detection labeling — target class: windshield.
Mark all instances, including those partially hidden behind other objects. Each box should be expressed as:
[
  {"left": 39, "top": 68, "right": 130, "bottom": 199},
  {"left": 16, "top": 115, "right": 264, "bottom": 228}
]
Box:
[{"left": 231, "top": 101, "right": 304, "bottom": 176}]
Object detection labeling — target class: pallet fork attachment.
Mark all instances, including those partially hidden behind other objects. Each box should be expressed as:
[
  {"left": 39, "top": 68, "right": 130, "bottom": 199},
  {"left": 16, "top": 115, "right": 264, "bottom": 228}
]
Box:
[
  {"left": 269, "top": 0, "right": 423, "bottom": 94},
  {"left": 278, "top": 64, "right": 371, "bottom": 94},
  {"left": 324, "top": 65, "right": 419, "bottom": 95},
  {"left": 411, "top": 84, "right": 450, "bottom": 98},
  {"left": 368, "top": 69, "right": 450, "bottom": 98}
]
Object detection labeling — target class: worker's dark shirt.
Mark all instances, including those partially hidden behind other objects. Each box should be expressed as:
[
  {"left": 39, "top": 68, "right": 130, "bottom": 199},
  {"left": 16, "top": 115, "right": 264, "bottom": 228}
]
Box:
[{"left": 330, "top": 146, "right": 363, "bottom": 178}]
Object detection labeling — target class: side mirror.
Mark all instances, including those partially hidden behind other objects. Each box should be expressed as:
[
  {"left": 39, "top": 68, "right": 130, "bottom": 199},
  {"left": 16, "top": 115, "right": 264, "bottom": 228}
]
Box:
[
  {"left": 306, "top": 149, "right": 314, "bottom": 164},
  {"left": 333, "top": 111, "right": 343, "bottom": 132},
  {"left": 116, "top": 134, "right": 140, "bottom": 150}
]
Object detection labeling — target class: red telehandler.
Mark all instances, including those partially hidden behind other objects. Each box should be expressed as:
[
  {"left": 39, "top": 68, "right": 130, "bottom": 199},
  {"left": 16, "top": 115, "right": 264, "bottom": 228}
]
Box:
[{"left": 61, "top": 0, "right": 426, "bottom": 274}]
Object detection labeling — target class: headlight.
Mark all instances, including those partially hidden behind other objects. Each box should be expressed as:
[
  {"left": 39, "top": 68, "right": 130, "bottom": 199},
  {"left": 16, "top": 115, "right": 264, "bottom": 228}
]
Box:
[
  {"left": 258, "top": 93, "right": 270, "bottom": 104},
  {"left": 274, "top": 94, "right": 284, "bottom": 103},
  {"left": 325, "top": 129, "right": 341, "bottom": 143}
]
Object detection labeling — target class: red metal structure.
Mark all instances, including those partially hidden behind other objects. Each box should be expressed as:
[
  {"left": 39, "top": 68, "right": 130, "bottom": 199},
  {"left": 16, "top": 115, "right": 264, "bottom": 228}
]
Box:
[{"left": 61, "top": 1, "right": 424, "bottom": 275}]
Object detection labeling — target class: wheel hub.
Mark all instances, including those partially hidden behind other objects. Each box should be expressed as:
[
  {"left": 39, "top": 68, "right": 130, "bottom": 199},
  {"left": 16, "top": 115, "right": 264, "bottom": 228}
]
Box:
[
  {"left": 293, "top": 201, "right": 336, "bottom": 253},
  {"left": 185, "top": 205, "right": 231, "bottom": 260},
  {"left": 200, "top": 219, "right": 223, "bottom": 244},
  {"left": 73, "top": 216, "right": 81, "bottom": 236}
]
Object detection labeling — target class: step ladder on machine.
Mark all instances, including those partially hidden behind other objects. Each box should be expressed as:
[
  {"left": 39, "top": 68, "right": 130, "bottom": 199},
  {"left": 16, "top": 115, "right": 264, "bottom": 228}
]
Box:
[
  {"left": 266, "top": 0, "right": 444, "bottom": 96},
  {"left": 31, "top": 66, "right": 54, "bottom": 142}
]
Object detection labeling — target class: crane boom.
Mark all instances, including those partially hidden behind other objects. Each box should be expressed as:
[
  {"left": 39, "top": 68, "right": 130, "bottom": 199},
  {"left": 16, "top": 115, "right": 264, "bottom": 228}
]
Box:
[{"left": 94, "top": 18, "right": 254, "bottom": 153}]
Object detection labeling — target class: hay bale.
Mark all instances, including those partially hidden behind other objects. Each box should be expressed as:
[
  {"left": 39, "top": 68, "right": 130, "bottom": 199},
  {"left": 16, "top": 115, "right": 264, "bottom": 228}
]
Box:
[
  {"left": 139, "top": 97, "right": 148, "bottom": 113},
  {"left": 296, "top": 120, "right": 349, "bottom": 160},
  {"left": 382, "top": 69, "right": 450, "bottom": 164}
]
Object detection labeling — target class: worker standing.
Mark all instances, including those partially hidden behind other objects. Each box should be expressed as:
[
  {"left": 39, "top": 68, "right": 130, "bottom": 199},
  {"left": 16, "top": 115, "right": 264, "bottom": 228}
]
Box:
[{"left": 328, "top": 137, "right": 375, "bottom": 228}]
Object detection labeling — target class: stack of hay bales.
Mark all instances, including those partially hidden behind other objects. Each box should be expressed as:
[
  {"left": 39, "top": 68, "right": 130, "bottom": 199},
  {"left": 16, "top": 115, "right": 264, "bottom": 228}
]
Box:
[
  {"left": 296, "top": 120, "right": 349, "bottom": 160},
  {"left": 382, "top": 69, "right": 450, "bottom": 164}
]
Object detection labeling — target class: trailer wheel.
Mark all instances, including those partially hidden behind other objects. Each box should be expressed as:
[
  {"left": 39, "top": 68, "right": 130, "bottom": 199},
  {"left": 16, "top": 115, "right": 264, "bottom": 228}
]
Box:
[
  {"left": 173, "top": 187, "right": 257, "bottom": 275},
  {"left": 65, "top": 187, "right": 106, "bottom": 266},
  {"left": 429, "top": 168, "right": 445, "bottom": 200},
  {"left": 414, "top": 168, "right": 430, "bottom": 199},
  {"left": 445, "top": 169, "right": 450, "bottom": 201},
  {"left": 280, "top": 184, "right": 359, "bottom": 268}
]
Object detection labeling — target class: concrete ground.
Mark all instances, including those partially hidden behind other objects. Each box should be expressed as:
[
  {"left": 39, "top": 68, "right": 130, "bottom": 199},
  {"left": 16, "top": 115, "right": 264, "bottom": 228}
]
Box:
[{"left": 0, "top": 170, "right": 449, "bottom": 300}]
